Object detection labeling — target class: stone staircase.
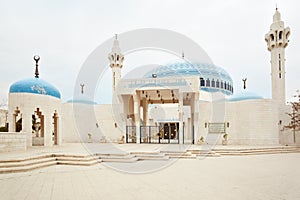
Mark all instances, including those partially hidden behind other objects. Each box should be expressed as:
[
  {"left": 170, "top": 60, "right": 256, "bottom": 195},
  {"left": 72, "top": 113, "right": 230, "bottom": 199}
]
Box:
[
  {"left": 213, "top": 146, "right": 300, "bottom": 156},
  {"left": 96, "top": 153, "right": 138, "bottom": 163},
  {"left": 0, "top": 154, "right": 100, "bottom": 174},
  {"left": 0, "top": 146, "right": 299, "bottom": 174}
]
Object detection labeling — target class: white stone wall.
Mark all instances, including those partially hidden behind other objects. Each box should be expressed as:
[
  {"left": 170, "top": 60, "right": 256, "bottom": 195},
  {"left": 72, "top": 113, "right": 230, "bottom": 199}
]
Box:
[
  {"left": 196, "top": 99, "right": 280, "bottom": 145},
  {"left": 0, "top": 109, "right": 7, "bottom": 127},
  {"left": 61, "top": 103, "right": 123, "bottom": 143},
  {"left": 8, "top": 93, "right": 61, "bottom": 147},
  {"left": 0, "top": 132, "right": 26, "bottom": 152}
]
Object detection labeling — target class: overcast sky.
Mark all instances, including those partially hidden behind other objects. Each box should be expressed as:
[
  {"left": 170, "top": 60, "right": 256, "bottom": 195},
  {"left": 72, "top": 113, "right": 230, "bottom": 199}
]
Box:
[{"left": 0, "top": 0, "right": 299, "bottom": 104}]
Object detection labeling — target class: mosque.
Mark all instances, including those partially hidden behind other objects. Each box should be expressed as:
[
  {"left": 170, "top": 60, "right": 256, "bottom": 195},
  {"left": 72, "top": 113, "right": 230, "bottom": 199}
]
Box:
[{"left": 0, "top": 9, "right": 298, "bottom": 152}]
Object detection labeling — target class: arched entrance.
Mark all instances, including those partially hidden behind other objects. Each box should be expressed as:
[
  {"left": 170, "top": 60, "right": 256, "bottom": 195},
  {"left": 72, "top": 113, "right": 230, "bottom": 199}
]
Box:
[
  {"left": 13, "top": 107, "right": 22, "bottom": 132},
  {"left": 32, "top": 108, "right": 44, "bottom": 146}
]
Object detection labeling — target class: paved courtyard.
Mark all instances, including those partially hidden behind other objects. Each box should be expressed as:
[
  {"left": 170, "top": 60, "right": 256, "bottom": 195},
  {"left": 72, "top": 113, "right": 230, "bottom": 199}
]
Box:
[{"left": 0, "top": 144, "right": 299, "bottom": 200}]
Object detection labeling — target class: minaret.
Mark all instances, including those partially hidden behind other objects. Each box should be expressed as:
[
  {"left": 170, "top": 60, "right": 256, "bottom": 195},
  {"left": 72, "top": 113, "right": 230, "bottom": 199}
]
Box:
[
  {"left": 108, "top": 34, "right": 124, "bottom": 93},
  {"left": 265, "top": 8, "right": 291, "bottom": 105}
]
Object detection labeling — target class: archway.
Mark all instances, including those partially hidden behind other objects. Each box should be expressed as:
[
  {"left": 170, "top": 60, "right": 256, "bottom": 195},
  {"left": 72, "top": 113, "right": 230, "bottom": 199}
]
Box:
[
  {"left": 13, "top": 107, "right": 22, "bottom": 132},
  {"left": 32, "top": 108, "right": 44, "bottom": 146}
]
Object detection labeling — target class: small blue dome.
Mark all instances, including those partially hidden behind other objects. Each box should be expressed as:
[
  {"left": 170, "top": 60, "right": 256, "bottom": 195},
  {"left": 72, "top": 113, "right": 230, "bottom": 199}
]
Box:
[
  {"left": 144, "top": 61, "right": 233, "bottom": 95},
  {"left": 228, "top": 91, "right": 263, "bottom": 102},
  {"left": 66, "top": 95, "right": 98, "bottom": 105},
  {"left": 9, "top": 78, "right": 61, "bottom": 99}
]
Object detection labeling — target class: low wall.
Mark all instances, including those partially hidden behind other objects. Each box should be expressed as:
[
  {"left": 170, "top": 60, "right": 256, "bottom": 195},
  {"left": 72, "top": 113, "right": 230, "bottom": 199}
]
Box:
[{"left": 0, "top": 132, "right": 27, "bottom": 152}]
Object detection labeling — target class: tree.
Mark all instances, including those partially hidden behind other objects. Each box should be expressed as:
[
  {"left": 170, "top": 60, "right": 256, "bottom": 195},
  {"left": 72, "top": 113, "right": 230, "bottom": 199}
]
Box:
[{"left": 285, "top": 90, "right": 300, "bottom": 143}]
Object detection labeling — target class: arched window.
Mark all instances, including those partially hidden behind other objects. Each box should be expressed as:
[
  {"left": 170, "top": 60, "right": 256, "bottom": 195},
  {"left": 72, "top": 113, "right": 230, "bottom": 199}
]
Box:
[
  {"left": 221, "top": 81, "right": 224, "bottom": 89},
  {"left": 216, "top": 80, "right": 220, "bottom": 88},
  {"left": 224, "top": 82, "right": 227, "bottom": 90},
  {"left": 279, "top": 31, "right": 283, "bottom": 40},
  {"left": 200, "top": 78, "right": 205, "bottom": 86},
  {"left": 206, "top": 78, "right": 210, "bottom": 87},
  {"left": 270, "top": 34, "right": 274, "bottom": 41},
  {"left": 211, "top": 79, "right": 215, "bottom": 87}
]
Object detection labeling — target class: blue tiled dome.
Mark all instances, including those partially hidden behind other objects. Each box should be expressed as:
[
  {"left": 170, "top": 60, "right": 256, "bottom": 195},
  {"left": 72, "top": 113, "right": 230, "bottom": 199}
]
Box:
[
  {"left": 144, "top": 61, "right": 234, "bottom": 95},
  {"left": 228, "top": 91, "right": 263, "bottom": 102},
  {"left": 9, "top": 78, "right": 61, "bottom": 99},
  {"left": 66, "top": 95, "right": 98, "bottom": 105}
]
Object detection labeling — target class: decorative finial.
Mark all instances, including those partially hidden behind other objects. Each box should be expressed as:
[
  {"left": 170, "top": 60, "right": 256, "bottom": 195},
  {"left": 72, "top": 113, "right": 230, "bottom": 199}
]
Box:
[
  {"left": 276, "top": 3, "right": 278, "bottom": 11},
  {"left": 33, "top": 55, "right": 40, "bottom": 78},
  {"left": 182, "top": 51, "right": 185, "bottom": 59},
  {"left": 242, "top": 78, "right": 247, "bottom": 90},
  {"left": 80, "top": 83, "right": 85, "bottom": 94}
]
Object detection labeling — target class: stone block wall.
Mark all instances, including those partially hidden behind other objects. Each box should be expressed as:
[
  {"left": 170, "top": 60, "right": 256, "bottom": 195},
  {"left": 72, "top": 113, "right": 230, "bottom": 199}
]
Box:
[{"left": 0, "top": 132, "right": 26, "bottom": 152}]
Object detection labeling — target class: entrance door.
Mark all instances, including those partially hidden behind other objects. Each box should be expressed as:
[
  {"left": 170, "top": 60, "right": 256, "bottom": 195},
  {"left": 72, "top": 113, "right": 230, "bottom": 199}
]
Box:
[{"left": 161, "top": 123, "right": 179, "bottom": 144}]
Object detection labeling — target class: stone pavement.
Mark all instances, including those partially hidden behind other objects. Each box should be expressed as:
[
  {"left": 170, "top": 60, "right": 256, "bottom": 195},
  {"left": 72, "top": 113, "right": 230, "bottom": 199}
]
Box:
[{"left": 0, "top": 152, "right": 300, "bottom": 200}]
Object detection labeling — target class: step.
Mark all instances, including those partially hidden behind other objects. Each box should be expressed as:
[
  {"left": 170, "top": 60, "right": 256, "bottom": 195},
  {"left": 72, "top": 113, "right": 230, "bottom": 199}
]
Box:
[
  {"left": 0, "top": 157, "right": 56, "bottom": 168},
  {"left": 57, "top": 159, "right": 101, "bottom": 166},
  {"left": 55, "top": 155, "right": 99, "bottom": 162},
  {"left": 130, "top": 151, "right": 161, "bottom": 155},
  {"left": 98, "top": 154, "right": 135, "bottom": 160},
  {"left": 136, "top": 156, "right": 170, "bottom": 161},
  {"left": 0, "top": 154, "right": 53, "bottom": 163},
  {"left": 101, "top": 157, "right": 138, "bottom": 163},
  {"left": 0, "top": 160, "right": 57, "bottom": 174}
]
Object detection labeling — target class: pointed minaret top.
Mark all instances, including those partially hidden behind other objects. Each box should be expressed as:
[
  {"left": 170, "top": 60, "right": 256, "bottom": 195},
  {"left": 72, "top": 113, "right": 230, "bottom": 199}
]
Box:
[
  {"left": 108, "top": 34, "right": 124, "bottom": 69},
  {"left": 111, "top": 33, "right": 121, "bottom": 53},
  {"left": 273, "top": 7, "right": 281, "bottom": 22}
]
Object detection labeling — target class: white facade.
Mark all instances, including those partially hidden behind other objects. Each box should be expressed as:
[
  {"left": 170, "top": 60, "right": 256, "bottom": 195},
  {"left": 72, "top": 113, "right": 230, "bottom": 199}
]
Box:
[
  {"left": 1, "top": 9, "right": 298, "bottom": 152},
  {"left": 8, "top": 93, "right": 61, "bottom": 147}
]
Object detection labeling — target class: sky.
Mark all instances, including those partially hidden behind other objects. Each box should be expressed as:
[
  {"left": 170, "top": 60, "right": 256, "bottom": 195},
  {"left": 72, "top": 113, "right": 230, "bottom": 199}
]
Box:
[{"left": 0, "top": 0, "right": 299, "bottom": 105}]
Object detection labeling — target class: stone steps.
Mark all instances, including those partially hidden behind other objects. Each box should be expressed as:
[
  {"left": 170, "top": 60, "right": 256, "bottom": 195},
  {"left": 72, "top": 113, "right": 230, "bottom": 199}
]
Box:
[
  {"left": 0, "top": 154, "right": 101, "bottom": 174},
  {"left": 96, "top": 153, "right": 138, "bottom": 163},
  {"left": 214, "top": 147, "right": 300, "bottom": 156},
  {"left": 0, "top": 146, "right": 299, "bottom": 174},
  {"left": 130, "top": 152, "right": 169, "bottom": 161}
]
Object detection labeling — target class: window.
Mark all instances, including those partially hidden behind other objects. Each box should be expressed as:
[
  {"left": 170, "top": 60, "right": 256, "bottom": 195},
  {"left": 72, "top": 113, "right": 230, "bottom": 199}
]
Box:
[
  {"left": 216, "top": 80, "right": 220, "bottom": 88},
  {"left": 221, "top": 81, "right": 224, "bottom": 89},
  {"left": 279, "top": 31, "right": 283, "bottom": 40},
  {"left": 200, "top": 78, "right": 205, "bottom": 86},
  {"left": 279, "top": 60, "right": 281, "bottom": 71},
  {"left": 206, "top": 79, "right": 210, "bottom": 87},
  {"left": 224, "top": 82, "right": 227, "bottom": 90},
  {"left": 270, "top": 34, "right": 274, "bottom": 41},
  {"left": 211, "top": 79, "right": 215, "bottom": 87}
]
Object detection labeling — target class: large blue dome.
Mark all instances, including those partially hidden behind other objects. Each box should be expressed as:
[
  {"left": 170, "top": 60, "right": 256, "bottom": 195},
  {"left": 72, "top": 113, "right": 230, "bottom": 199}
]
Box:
[
  {"left": 144, "top": 62, "right": 234, "bottom": 95},
  {"left": 9, "top": 78, "right": 61, "bottom": 99}
]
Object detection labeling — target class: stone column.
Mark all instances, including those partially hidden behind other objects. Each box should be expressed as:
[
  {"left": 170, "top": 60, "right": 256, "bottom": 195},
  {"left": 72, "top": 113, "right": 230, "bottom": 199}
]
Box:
[
  {"left": 9, "top": 113, "right": 16, "bottom": 132},
  {"left": 56, "top": 115, "right": 62, "bottom": 145},
  {"left": 133, "top": 94, "right": 140, "bottom": 143},
  {"left": 191, "top": 92, "right": 199, "bottom": 144},
  {"left": 44, "top": 112, "right": 53, "bottom": 146},
  {"left": 178, "top": 92, "right": 184, "bottom": 144},
  {"left": 142, "top": 98, "right": 148, "bottom": 126},
  {"left": 22, "top": 111, "right": 32, "bottom": 147}
]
